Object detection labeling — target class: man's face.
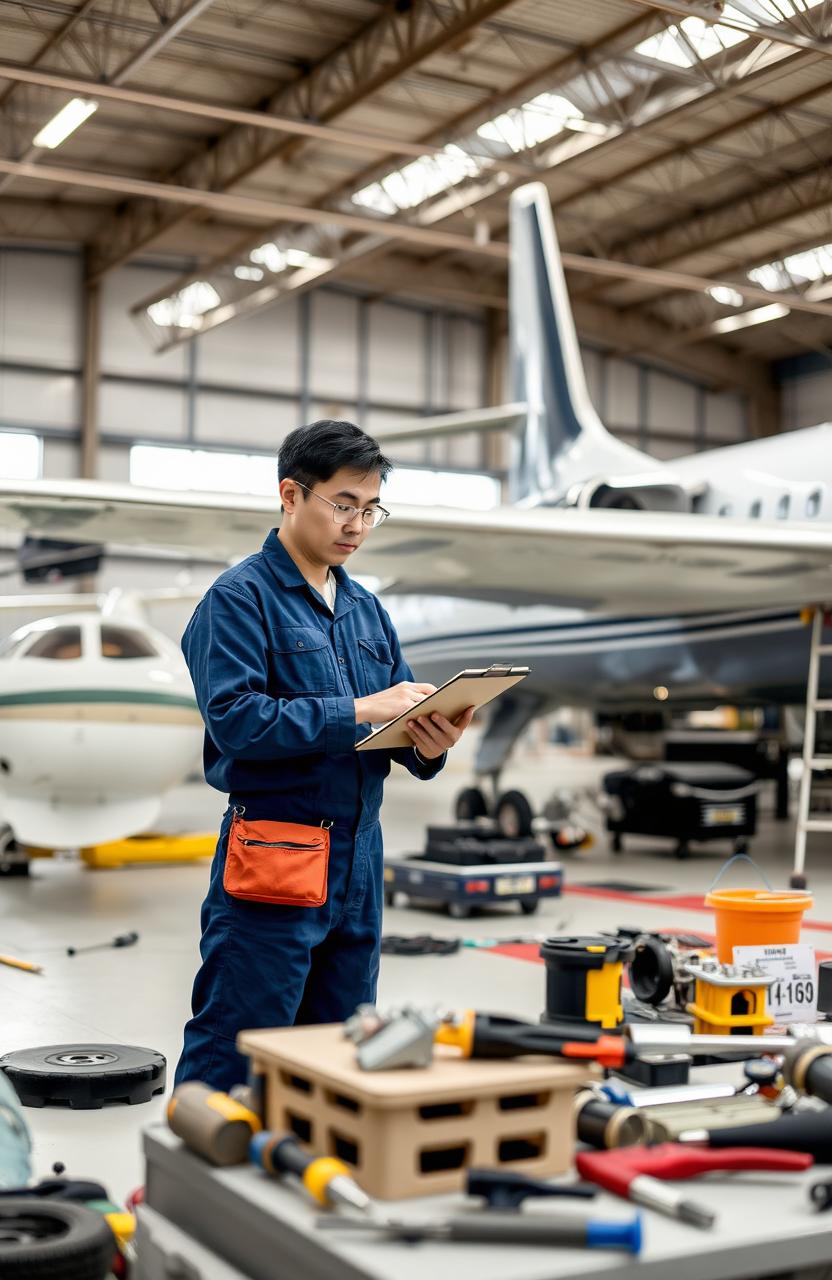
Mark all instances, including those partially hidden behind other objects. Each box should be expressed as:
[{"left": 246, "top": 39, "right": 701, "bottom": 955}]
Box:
[{"left": 280, "top": 467, "right": 382, "bottom": 565}]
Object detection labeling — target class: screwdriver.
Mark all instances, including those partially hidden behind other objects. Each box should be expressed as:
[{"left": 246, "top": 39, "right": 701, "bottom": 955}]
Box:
[
  {"left": 576, "top": 1144, "right": 812, "bottom": 1229},
  {"left": 317, "top": 1210, "right": 643, "bottom": 1252},
  {"left": 250, "top": 1131, "right": 376, "bottom": 1216},
  {"left": 679, "top": 1109, "right": 832, "bottom": 1162},
  {"left": 67, "top": 931, "right": 139, "bottom": 957},
  {"left": 435, "top": 1011, "right": 632, "bottom": 1069}
]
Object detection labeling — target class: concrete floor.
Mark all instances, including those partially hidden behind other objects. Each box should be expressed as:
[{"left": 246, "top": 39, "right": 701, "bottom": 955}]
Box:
[{"left": 0, "top": 730, "right": 829, "bottom": 1208}]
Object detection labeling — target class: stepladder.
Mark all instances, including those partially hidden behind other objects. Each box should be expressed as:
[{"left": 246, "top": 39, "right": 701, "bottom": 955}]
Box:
[{"left": 792, "top": 605, "right": 832, "bottom": 889}]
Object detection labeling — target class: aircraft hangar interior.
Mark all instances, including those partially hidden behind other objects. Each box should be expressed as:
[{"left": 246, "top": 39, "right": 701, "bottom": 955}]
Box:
[{"left": 2, "top": 1, "right": 832, "bottom": 1277}]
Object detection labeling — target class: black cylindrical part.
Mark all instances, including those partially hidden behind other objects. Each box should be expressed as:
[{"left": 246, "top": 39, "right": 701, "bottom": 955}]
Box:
[
  {"left": 704, "top": 1110, "right": 832, "bottom": 1163},
  {"left": 629, "top": 935, "right": 675, "bottom": 1006},
  {"left": 784, "top": 1041, "right": 832, "bottom": 1106},
  {"left": 574, "top": 1093, "right": 647, "bottom": 1149},
  {"left": 818, "top": 962, "right": 832, "bottom": 1019},
  {"left": 539, "top": 935, "right": 633, "bottom": 1030}
]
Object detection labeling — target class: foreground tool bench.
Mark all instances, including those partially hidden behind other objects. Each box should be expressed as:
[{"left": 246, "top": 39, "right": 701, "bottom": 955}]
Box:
[
  {"left": 139, "top": 1125, "right": 829, "bottom": 1280},
  {"left": 237, "top": 1023, "right": 587, "bottom": 1198}
]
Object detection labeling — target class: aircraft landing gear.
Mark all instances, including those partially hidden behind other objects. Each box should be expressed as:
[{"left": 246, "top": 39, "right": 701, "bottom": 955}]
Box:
[
  {"left": 454, "top": 786, "right": 490, "bottom": 822},
  {"left": 495, "top": 790, "right": 534, "bottom": 838}
]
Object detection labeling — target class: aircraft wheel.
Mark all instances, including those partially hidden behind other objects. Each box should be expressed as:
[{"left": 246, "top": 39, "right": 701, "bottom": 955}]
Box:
[
  {"left": 0, "top": 1198, "right": 114, "bottom": 1280},
  {"left": 611, "top": 832, "right": 623, "bottom": 855},
  {"left": 675, "top": 841, "right": 690, "bottom": 860},
  {"left": 447, "top": 901, "right": 472, "bottom": 920},
  {"left": 0, "top": 1044, "right": 166, "bottom": 1110},
  {"left": 495, "top": 790, "right": 534, "bottom": 838},
  {"left": 454, "top": 787, "right": 489, "bottom": 821}
]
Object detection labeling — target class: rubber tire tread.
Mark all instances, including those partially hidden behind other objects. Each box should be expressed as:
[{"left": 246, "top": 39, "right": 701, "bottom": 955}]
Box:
[{"left": 0, "top": 1198, "right": 113, "bottom": 1280}]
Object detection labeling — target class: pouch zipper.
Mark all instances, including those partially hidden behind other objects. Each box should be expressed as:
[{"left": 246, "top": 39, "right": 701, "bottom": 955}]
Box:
[
  {"left": 239, "top": 838, "right": 322, "bottom": 850},
  {"left": 232, "top": 805, "right": 333, "bottom": 845}
]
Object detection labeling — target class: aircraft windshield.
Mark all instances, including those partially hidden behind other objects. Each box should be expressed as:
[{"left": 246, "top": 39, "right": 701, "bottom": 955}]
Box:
[
  {"left": 101, "top": 625, "right": 158, "bottom": 659},
  {"left": 25, "top": 626, "right": 83, "bottom": 660}
]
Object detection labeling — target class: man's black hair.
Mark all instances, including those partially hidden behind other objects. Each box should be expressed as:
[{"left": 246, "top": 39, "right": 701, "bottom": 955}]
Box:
[{"left": 278, "top": 420, "right": 392, "bottom": 495}]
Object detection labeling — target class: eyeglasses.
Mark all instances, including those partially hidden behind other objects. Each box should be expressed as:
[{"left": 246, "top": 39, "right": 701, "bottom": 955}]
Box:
[{"left": 295, "top": 482, "right": 390, "bottom": 529}]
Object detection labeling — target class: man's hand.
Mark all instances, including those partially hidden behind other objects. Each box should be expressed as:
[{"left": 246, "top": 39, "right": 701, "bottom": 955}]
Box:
[
  {"left": 405, "top": 706, "right": 475, "bottom": 761},
  {"left": 354, "top": 681, "right": 437, "bottom": 726}
]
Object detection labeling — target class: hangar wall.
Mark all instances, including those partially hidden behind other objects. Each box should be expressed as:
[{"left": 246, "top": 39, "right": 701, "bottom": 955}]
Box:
[{"left": 0, "top": 245, "right": 752, "bottom": 490}]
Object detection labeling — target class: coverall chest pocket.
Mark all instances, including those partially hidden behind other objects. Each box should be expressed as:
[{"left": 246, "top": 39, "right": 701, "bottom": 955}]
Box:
[
  {"left": 269, "top": 626, "right": 336, "bottom": 695},
  {"left": 358, "top": 636, "right": 394, "bottom": 695}
]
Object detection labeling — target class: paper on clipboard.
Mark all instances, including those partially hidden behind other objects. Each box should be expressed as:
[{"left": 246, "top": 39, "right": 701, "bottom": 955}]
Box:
[{"left": 355, "top": 665, "right": 530, "bottom": 751}]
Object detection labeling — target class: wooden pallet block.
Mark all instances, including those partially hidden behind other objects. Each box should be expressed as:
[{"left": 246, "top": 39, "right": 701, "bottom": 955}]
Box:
[{"left": 238, "top": 1023, "right": 588, "bottom": 1200}]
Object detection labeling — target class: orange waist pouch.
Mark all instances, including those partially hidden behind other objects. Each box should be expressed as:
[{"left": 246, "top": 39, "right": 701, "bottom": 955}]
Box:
[{"left": 224, "top": 807, "right": 332, "bottom": 906}]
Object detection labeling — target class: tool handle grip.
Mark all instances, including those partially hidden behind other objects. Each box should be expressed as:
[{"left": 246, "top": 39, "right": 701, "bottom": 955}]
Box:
[
  {"left": 706, "top": 1114, "right": 830, "bottom": 1161},
  {"left": 577, "top": 1143, "right": 811, "bottom": 1189},
  {"left": 446, "top": 1212, "right": 641, "bottom": 1253},
  {"left": 252, "top": 1133, "right": 311, "bottom": 1178},
  {"left": 804, "top": 1056, "right": 832, "bottom": 1107}
]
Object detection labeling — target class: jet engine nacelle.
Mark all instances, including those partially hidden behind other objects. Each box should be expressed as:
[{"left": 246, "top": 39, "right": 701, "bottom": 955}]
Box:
[{"left": 565, "top": 473, "right": 700, "bottom": 512}]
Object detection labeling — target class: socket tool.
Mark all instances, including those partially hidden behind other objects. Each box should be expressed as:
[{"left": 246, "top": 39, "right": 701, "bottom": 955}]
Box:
[
  {"left": 466, "top": 1168, "right": 596, "bottom": 1207},
  {"left": 316, "top": 1210, "right": 643, "bottom": 1252},
  {"left": 576, "top": 1144, "right": 812, "bottom": 1229}
]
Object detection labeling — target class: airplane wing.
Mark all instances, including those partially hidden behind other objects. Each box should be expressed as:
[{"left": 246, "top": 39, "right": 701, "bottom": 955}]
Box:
[
  {"left": 371, "top": 403, "right": 527, "bottom": 444},
  {"left": 0, "top": 478, "right": 830, "bottom": 613}
]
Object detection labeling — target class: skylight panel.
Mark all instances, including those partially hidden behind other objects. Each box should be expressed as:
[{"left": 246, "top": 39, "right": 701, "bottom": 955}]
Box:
[
  {"left": 146, "top": 281, "right": 220, "bottom": 330},
  {"left": 352, "top": 145, "right": 485, "bottom": 216},
  {"left": 476, "top": 93, "right": 582, "bottom": 152},
  {"left": 635, "top": 15, "right": 747, "bottom": 67},
  {"left": 748, "top": 242, "right": 832, "bottom": 292}
]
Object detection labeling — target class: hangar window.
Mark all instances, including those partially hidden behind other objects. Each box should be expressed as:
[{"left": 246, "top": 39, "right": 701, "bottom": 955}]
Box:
[
  {"left": 0, "top": 431, "right": 40, "bottom": 481},
  {"left": 777, "top": 494, "right": 791, "bottom": 519},
  {"left": 807, "top": 490, "right": 823, "bottom": 518},
  {"left": 749, "top": 500, "right": 762, "bottom": 518},
  {"left": 25, "top": 626, "right": 83, "bottom": 660},
  {"left": 101, "top": 626, "right": 158, "bottom": 659},
  {"left": 718, "top": 503, "right": 733, "bottom": 516}
]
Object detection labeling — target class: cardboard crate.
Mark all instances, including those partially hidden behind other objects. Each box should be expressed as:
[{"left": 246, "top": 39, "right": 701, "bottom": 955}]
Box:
[{"left": 238, "top": 1024, "right": 587, "bottom": 1199}]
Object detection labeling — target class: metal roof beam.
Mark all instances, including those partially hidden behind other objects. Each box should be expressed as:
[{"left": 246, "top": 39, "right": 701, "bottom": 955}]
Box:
[
  {"left": 627, "top": 0, "right": 832, "bottom": 57},
  {"left": 0, "top": 0, "right": 219, "bottom": 197},
  {"left": 84, "top": 0, "right": 520, "bottom": 280}
]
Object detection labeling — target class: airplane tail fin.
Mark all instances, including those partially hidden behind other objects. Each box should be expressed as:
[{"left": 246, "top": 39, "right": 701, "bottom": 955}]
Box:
[{"left": 508, "top": 184, "right": 656, "bottom": 506}]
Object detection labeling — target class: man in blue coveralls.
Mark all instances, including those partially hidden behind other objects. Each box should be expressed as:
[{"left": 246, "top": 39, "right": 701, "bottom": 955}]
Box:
[{"left": 175, "top": 419, "right": 475, "bottom": 1090}]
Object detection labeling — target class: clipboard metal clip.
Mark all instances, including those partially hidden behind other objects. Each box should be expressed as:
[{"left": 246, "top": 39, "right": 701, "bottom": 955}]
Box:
[{"left": 482, "top": 663, "right": 514, "bottom": 676}]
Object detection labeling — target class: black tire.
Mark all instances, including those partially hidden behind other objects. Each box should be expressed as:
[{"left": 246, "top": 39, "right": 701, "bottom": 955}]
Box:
[
  {"left": 733, "top": 838, "right": 749, "bottom": 856},
  {"left": 384, "top": 891, "right": 395, "bottom": 907},
  {"left": 0, "top": 1198, "right": 114, "bottom": 1280},
  {"left": 455, "top": 787, "right": 489, "bottom": 821},
  {"left": 675, "top": 841, "right": 690, "bottom": 860},
  {"left": 0, "top": 860, "right": 30, "bottom": 878},
  {"left": 611, "top": 832, "right": 623, "bottom": 854},
  {"left": 0, "top": 829, "right": 29, "bottom": 878},
  {"left": 495, "top": 790, "right": 534, "bottom": 838},
  {"left": 447, "top": 901, "right": 472, "bottom": 919},
  {"left": 0, "top": 1043, "right": 166, "bottom": 1110},
  {"left": 518, "top": 898, "right": 539, "bottom": 916}
]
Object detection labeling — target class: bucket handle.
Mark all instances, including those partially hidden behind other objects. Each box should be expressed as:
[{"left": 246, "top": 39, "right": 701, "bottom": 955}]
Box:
[{"left": 707, "top": 851, "right": 772, "bottom": 894}]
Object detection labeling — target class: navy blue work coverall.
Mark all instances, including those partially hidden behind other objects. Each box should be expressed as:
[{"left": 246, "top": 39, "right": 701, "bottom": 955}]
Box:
[{"left": 175, "top": 530, "right": 445, "bottom": 1090}]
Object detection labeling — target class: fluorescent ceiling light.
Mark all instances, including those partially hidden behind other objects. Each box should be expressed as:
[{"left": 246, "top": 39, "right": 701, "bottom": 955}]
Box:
[
  {"left": 710, "top": 302, "right": 789, "bottom": 334},
  {"left": 33, "top": 97, "right": 98, "bottom": 149},
  {"left": 234, "top": 265, "right": 264, "bottom": 282},
  {"left": 708, "top": 285, "right": 744, "bottom": 307}
]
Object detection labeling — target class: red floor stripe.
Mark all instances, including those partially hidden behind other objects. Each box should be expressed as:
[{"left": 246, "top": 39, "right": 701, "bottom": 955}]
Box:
[
  {"left": 489, "top": 935, "right": 832, "bottom": 965},
  {"left": 564, "top": 885, "right": 832, "bottom": 932}
]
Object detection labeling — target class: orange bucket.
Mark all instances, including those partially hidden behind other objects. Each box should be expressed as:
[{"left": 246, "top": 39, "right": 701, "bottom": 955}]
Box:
[{"left": 704, "top": 888, "right": 813, "bottom": 963}]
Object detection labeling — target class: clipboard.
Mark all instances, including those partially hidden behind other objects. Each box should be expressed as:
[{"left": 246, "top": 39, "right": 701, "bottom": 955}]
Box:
[{"left": 355, "top": 664, "right": 530, "bottom": 751}]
